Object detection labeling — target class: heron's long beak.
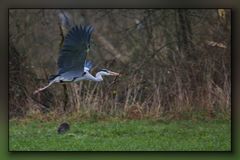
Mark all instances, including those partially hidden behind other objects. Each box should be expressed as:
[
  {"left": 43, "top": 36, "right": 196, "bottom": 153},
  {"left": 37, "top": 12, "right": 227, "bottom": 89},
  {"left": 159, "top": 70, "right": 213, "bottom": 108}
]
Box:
[{"left": 109, "top": 71, "right": 120, "bottom": 76}]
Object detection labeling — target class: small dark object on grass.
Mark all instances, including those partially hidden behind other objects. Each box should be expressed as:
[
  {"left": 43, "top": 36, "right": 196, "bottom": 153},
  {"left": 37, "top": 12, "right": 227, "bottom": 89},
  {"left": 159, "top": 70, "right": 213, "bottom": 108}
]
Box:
[{"left": 57, "top": 122, "right": 70, "bottom": 134}]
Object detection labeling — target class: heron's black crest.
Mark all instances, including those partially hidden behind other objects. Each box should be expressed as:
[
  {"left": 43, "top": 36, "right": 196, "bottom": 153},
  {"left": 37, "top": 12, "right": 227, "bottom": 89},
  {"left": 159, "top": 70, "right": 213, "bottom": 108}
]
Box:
[
  {"left": 57, "top": 25, "right": 94, "bottom": 74},
  {"left": 99, "top": 69, "right": 109, "bottom": 73},
  {"left": 57, "top": 122, "right": 70, "bottom": 134}
]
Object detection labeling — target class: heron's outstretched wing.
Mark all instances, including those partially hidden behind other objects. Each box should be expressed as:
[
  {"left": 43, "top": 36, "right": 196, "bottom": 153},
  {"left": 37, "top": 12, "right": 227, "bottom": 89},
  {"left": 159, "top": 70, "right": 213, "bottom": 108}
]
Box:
[
  {"left": 57, "top": 25, "right": 94, "bottom": 74},
  {"left": 84, "top": 60, "right": 93, "bottom": 72},
  {"left": 58, "top": 11, "right": 73, "bottom": 31}
]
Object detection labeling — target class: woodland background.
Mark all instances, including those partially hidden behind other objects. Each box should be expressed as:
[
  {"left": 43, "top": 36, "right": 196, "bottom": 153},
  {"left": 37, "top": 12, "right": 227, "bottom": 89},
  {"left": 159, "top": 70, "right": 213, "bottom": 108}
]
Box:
[{"left": 9, "top": 9, "right": 231, "bottom": 120}]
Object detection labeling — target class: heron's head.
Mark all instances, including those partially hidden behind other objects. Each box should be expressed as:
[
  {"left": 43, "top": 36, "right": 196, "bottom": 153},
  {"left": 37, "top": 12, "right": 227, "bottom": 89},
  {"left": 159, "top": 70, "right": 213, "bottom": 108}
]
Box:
[{"left": 99, "top": 69, "right": 120, "bottom": 76}]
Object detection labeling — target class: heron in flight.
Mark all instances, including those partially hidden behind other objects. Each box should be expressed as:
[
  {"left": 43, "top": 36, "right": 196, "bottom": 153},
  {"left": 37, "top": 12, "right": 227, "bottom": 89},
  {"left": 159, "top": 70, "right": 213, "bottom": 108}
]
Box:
[{"left": 34, "top": 25, "right": 119, "bottom": 94}]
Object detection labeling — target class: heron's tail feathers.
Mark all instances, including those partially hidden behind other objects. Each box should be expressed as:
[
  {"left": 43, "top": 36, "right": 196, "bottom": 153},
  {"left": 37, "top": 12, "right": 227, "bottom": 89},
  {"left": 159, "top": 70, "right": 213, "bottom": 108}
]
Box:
[{"left": 48, "top": 74, "right": 60, "bottom": 83}]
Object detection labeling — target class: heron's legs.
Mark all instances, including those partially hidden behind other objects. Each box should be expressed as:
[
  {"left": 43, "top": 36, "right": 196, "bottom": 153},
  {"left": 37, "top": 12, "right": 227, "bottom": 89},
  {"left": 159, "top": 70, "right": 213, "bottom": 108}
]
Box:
[{"left": 33, "top": 80, "right": 55, "bottom": 94}]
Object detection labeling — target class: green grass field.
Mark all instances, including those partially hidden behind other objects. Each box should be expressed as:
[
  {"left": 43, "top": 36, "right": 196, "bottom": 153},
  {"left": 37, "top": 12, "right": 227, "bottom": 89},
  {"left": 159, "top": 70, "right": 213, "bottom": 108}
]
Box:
[{"left": 9, "top": 119, "right": 231, "bottom": 151}]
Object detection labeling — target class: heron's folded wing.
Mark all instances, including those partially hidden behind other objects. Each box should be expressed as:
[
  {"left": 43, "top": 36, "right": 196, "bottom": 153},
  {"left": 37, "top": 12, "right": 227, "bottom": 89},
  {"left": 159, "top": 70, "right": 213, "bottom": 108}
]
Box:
[{"left": 57, "top": 25, "right": 94, "bottom": 74}]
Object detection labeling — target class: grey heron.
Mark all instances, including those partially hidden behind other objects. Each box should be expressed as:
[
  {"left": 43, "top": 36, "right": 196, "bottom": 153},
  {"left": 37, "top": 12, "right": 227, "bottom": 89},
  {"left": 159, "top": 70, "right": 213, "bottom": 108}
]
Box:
[{"left": 34, "top": 25, "right": 119, "bottom": 94}]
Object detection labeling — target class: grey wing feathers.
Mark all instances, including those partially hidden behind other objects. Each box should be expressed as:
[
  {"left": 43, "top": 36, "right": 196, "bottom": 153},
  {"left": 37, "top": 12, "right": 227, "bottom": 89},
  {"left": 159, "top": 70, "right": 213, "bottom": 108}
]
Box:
[
  {"left": 58, "top": 11, "right": 73, "bottom": 31},
  {"left": 57, "top": 25, "right": 94, "bottom": 74},
  {"left": 84, "top": 60, "right": 93, "bottom": 71}
]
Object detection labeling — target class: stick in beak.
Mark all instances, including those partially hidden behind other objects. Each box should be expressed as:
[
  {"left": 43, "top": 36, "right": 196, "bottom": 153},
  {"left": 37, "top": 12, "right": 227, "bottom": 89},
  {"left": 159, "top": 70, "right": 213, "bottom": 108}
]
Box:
[{"left": 109, "top": 71, "right": 120, "bottom": 76}]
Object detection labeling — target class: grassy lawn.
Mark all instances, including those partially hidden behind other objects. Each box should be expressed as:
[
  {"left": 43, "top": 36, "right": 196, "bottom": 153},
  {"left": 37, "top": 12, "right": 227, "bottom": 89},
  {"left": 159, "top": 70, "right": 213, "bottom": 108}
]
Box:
[{"left": 9, "top": 119, "right": 231, "bottom": 151}]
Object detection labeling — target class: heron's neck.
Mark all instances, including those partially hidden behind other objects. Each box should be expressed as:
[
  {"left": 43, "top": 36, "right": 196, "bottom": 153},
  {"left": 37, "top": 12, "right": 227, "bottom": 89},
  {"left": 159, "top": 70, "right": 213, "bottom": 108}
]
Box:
[
  {"left": 95, "top": 72, "right": 104, "bottom": 81},
  {"left": 86, "top": 72, "right": 103, "bottom": 81}
]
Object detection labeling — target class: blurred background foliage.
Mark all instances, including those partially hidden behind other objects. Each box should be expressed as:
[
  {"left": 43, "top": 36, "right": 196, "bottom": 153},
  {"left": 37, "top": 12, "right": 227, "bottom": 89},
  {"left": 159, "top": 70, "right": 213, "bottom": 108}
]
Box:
[{"left": 9, "top": 9, "right": 231, "bottom": 120}]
